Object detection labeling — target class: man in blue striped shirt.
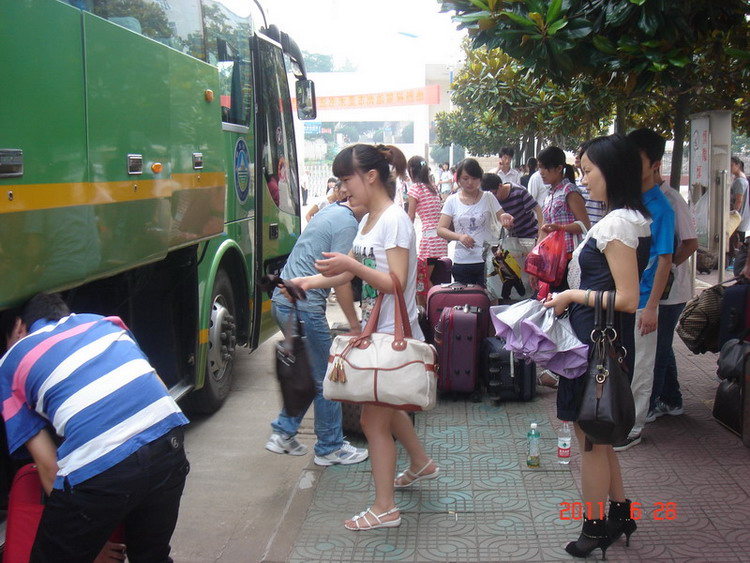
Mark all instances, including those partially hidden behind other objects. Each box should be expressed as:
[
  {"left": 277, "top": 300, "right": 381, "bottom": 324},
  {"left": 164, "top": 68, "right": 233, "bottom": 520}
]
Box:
[{"left": 1, "top": 293, "right": 189, "bottom": 562}]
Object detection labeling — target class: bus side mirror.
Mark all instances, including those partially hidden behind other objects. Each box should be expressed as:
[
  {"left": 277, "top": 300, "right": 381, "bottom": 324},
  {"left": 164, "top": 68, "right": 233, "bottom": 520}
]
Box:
[{"left": 295, "top": 79, "right": 316, "bottom": 120}]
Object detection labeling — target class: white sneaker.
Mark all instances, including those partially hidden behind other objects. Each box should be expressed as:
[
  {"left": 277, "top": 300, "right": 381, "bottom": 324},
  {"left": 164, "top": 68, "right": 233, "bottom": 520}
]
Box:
[
  {"left": 314, "top": 441, "right": 369, "bottom": 466},
  {"left": 265, "top": 432, "right": 308, "bottom": 456}
]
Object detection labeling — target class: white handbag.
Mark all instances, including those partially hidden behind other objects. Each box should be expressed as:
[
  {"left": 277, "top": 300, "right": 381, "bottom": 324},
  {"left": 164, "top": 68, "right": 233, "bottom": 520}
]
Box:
[{"left": 323, "top": 274, "right": 438, "bottom": 411}]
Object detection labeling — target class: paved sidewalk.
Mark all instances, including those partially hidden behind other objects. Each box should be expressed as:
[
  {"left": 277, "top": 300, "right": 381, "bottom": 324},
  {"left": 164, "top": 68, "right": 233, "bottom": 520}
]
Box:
[{"left": 270, "top": 328, "right": 750, "bottom": 562}]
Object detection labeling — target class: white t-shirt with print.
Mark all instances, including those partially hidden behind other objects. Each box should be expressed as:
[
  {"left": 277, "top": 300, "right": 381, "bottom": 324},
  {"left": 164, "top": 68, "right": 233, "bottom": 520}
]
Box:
[
  {"left": 441, "top": 191, "right": 502, "bottom": 264},
  {"left": 661, "top": 182, "right": 697, "bottom": 305},
  {"left": 352, "top": 204, "right": 424, "bottom": 339}
]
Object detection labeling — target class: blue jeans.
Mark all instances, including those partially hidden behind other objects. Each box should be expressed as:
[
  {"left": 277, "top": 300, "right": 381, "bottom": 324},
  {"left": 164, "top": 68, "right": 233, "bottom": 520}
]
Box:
[
  {"left": 650, "top": 302, "right": 685, "bottom": 410},
  {"left": 271, "top": 302, "right": 343, "bottom": 456}
]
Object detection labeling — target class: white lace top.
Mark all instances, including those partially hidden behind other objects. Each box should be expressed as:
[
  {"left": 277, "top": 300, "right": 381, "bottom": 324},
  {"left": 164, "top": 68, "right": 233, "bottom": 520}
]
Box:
[{"left": 568, "top": 208, "right": 651, "bottom": 289}]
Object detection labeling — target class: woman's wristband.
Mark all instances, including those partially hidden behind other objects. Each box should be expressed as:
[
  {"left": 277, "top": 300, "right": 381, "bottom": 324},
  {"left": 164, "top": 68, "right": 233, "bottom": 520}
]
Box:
[{"left": 584, "top": 288, "right": 592, "bottom": 307}]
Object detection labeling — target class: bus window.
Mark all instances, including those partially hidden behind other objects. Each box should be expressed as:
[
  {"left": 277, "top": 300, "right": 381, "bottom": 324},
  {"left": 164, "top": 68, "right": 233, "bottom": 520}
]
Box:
[
  {"left": 258, "top": 39, "right": 299, "bottom": 215},
  {"left": 90, "top": 0, "right": 204, "bottom": 59},
  {"left": 218, "top": 55, "right": 253, "bottom": 126}
]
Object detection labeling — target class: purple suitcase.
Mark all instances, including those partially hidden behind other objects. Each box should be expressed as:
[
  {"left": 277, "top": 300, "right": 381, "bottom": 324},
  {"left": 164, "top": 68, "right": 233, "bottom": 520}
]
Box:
[
  {"left": 434, "top": 305, "right": 481, "bottom": 394},
  {"left": 426, "top": 283, "right": 491, "bottom": 343}
]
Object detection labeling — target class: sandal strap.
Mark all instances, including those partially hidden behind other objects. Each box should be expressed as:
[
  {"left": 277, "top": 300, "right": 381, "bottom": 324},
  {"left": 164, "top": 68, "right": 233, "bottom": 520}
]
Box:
[
  {"left": 350, "top": 507, "right": 399, "bottom": 530},
  {"left": 396, "top": 459, "right": 435, "bottom": 484}
]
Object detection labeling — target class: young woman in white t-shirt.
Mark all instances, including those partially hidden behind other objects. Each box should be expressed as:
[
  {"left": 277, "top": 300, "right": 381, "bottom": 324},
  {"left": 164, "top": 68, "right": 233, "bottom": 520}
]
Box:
[
  {"left": 293, "top": 144, "right": 434, "bottom": 531},
  {"left": 437, "top": 158, "right": 514, "bottom": 286}
]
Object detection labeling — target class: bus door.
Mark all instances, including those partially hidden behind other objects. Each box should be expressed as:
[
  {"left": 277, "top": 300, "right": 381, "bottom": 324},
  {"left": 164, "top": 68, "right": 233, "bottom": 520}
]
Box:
[
  {"left": 251, "top": 33, "right": 302, "bottom": 347},
  {"left": 217, "top": 33, "right": 257, "bottom": 341}
]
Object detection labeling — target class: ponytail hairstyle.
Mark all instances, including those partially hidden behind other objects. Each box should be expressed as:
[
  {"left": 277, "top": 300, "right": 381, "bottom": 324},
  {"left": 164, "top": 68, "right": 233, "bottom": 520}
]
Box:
[
  {"left": 407, "top": 155, "right": 437, "bottom": 195},
  {"left": 332, "top": 144, "right": 407, "bottom": 200},
  {"left": 537, "top": 146, "right": 575, "bottom": 184}
]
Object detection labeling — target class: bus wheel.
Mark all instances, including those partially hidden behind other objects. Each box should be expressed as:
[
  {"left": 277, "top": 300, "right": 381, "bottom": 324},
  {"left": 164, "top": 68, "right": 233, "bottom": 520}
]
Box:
[{"left": 186, "top": 269, "right": 237, "bottom": 414}]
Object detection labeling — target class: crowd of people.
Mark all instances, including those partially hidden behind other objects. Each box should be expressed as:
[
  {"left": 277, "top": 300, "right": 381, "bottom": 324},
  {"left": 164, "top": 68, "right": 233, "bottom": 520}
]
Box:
[
  {"left": 0, "top": 131, "right": 711, "bottom": 559},
  {"left": 273, "top": 131, "right": 704, "bottom": 560}
]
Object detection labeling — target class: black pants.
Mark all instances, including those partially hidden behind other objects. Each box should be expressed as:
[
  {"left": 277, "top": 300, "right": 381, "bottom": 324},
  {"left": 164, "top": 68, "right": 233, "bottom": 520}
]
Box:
[
  {"left": 31, "top": 427, "right": 189, "bottom": 563},
  {"left": 452, "top": 262, "right": 485, "bottom": 287}
]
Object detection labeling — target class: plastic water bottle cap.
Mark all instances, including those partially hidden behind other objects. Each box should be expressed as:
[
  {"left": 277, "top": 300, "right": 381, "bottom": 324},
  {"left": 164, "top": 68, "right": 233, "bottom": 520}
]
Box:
[{"left": 531, "top": 423, "right": 537, "bottom": 429}]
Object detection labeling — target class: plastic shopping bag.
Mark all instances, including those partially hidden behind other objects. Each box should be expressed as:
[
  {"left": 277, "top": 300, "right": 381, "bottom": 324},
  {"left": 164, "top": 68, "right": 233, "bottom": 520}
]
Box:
[{"left": 524, "top": 230, "right": 568, "bottom": 286}]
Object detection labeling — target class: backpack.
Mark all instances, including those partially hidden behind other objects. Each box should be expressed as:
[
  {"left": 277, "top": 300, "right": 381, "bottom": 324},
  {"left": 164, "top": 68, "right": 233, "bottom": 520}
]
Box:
[{"left": 676, "top": 281, "right": 732, "bottom": 354}]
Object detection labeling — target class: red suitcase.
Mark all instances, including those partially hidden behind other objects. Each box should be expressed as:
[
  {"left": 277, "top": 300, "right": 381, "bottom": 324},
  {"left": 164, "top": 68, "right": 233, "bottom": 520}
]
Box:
[
  {"left": 426, "top": 283, "right": 491, "bottom": 343},
  {"left": 4, "top": 464, "right": 125, "bottom": 563},
  {"left": 434, "top": 305, "right": 481, "bottom": 396}
]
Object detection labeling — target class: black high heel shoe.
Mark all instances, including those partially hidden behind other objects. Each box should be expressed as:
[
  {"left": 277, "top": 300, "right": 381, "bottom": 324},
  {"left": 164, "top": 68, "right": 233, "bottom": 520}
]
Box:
[
  {"left": 607, "top": 498, "right": 637, "bottom": 546},
  {"left": 565, "top": 517, "right": 611, "bottom": 559}
]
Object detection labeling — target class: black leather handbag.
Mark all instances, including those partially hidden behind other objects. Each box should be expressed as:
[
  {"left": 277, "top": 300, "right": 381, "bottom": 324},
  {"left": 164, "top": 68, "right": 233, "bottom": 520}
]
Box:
[
  {"left": 259, "top": 275, "right": 316, "bottom": 418},
  {"left": 577, "top": 291, "right": 635, "bottom": 446}
]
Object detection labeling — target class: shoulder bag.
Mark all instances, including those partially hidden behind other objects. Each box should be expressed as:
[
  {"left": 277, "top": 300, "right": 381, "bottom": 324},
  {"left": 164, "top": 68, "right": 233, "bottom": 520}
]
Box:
[
  {"left": 577, "top": 291, "right": 635, "bottom": 446},
  {"left": 323, "top": 273, "right": 438, "bottom": 411},
  {"left": 676, "top": 278, "right": 735, "bottom": 354},
  {"left": 259, "top": 275, "right": 317, "bottom": 418}
]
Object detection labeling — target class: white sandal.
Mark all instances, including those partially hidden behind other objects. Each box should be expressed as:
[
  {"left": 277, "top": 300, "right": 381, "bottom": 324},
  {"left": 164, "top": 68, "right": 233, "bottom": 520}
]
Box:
[
  {"left": 344, "top": 506, "right": 401, "bottom": 531},
  {"left": 394, "top": 459, "right": 440, "bottom": 488}
]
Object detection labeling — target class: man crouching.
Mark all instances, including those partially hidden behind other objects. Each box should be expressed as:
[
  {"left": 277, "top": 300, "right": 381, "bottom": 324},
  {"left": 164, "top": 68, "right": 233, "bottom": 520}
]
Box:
[{"left": 0, "top": 293, "right": 189, "bottom": 562}]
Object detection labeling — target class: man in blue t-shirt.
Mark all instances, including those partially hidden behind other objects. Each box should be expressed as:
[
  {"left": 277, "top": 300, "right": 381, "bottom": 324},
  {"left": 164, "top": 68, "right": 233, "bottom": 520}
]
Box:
[
  {"left": 615, "top": 129, "right": 675, "bottom": 451},
  {"left": 266, "top": 198, "right": 369, "bottom": 467},
  {"left": 0, "top": 293, "right": 189, "bottom": 561}
]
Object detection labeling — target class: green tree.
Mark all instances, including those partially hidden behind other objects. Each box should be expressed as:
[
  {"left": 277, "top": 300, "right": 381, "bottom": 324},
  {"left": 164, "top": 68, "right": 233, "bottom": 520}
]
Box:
[
  {"left": 440, "top": 0, "right": 750, "bottom": 183},
  {"left": 435, "top": 44, "right": 613, "bottom": 155},
  {"left": 302, "top": 52, "right": 334, "bottom": 72}
]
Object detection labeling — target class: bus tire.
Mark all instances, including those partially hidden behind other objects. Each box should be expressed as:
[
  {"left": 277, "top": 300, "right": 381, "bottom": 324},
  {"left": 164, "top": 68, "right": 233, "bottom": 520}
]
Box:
[{"left": 185, "top": 269, "right": 237, "bottom": 414}]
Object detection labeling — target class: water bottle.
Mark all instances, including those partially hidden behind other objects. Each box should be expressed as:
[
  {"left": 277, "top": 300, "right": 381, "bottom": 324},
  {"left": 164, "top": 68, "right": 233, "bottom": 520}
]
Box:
[
  {"left": 557, "top": 421, "right": 571, "bottom": 464},
  {"left": 527, "top": 423, "right": 540, "bottom": 467}
]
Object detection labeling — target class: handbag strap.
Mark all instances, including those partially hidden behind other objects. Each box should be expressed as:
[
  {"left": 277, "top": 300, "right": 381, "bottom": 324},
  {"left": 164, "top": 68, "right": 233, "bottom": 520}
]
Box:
[
  {"left": 356, "top": 273, "right": 412, "bottom": 349},
  {"left": 606, "top": 290, "right": 616, "bottom": 330},
  {"left": 593, "top": 290, "right": 604, "bottom": 331}
]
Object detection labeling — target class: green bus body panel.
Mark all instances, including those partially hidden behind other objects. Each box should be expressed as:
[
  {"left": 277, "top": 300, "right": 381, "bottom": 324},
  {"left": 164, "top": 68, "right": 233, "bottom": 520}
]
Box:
[
  {"left": 0, "top": 5, "right": 228, "bottom": 308},
  {"left": 0, "top": 0, "right": 87, "bottom": 185},
  {"left": 0, "top": 1, "right": 303, "bottom": 397}
]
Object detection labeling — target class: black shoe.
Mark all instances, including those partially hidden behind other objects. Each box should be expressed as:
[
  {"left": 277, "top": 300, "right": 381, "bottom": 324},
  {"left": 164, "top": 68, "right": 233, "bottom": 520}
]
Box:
[
  {"left": 565, "top": 517, "right": 611, "bottom": 559},
  {"left": 612, "top": 434, "right": 641, "bottom": 452},
  {"left": 607, "top": 499, "right": 637, "bottom": 547}
]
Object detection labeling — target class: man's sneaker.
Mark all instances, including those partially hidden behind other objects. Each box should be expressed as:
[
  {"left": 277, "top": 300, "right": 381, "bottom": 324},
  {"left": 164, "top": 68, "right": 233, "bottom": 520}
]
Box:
[
  {"left": 265, "top": 432, "right": 308, "bottom": 456},
  {"left": 314, "top": 441, "right": 369, "bottom": 466},
  {"left": 645, "top": 409, "right": 657, "bottom": 423},
  {"left": 653, "top": 400, "right": 684, "bottom": 418},
  {"left": 613, "top": 434, "right": 641, "bottom": 452}
]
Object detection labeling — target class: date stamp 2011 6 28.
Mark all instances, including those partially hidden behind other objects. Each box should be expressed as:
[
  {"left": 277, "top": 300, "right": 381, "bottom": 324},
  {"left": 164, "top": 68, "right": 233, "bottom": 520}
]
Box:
[{"left": 559, "top": 502, "right": 677, "bottom": 521}]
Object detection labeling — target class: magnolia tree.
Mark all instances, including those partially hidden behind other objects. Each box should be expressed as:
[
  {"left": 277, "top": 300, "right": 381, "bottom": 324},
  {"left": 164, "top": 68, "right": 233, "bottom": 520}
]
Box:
[{"left": 439, "top": 0, "right": 750, "bottom": 183}]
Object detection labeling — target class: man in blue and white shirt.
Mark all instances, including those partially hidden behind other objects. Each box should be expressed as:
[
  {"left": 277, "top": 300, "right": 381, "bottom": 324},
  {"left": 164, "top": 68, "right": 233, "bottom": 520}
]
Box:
[{"left": 1, "top": 293, "right": 189, "bottom": 562}]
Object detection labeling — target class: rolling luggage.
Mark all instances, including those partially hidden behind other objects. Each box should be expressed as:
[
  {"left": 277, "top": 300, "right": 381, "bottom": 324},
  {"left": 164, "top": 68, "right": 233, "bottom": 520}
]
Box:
[
  {"left": 719, "top": 283, "right": 750, "bottom": 349},
  {"left": 434, "top": 305, "right": 481, "bottom": 396},
  {"left": 425, "top": 282, "right": 491, "bottom": 343},
  {"left": 479, "top": 337, "right": 537, "bottom": 401}
]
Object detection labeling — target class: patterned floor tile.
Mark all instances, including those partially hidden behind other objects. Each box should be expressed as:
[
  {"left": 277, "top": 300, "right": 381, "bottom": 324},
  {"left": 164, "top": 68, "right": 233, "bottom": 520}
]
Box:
[{"left": 284, "top": 334, "right": 750, "bottom": 562}]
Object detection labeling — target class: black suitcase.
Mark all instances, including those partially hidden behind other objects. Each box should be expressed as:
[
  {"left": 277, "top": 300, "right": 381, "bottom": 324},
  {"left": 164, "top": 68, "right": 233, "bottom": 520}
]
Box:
[
  {"left": 719, "top": 284, "right": 750, "bottom": 349},
  {"left": 713, "top": 378, "right": 742, "bottom": 437},
  {"left": 479, "top": 337, "right": 536, "bottom": 401}
]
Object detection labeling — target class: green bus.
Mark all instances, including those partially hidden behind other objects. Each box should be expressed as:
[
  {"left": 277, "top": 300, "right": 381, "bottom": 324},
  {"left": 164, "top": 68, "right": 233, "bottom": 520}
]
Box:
[{"left": 0, "top": 0, "right": 316, "bottom": 418}]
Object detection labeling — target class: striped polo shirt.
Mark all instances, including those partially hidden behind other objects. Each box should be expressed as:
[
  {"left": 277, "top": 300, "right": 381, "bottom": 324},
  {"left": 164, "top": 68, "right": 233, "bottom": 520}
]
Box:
[
  {"left": 497, "top": 184, "right": 540, "bottom": 238},
  {"left": 0, "top": 313, "right": 188, "bottom": 489}
]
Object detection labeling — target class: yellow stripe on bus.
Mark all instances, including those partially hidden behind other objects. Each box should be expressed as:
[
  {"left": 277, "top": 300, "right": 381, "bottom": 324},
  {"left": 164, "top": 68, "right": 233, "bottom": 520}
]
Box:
[
  {"left": 199, "top": 328, "right": 209, "bottom": 344},
  {"left": 0, "top": 172, "right": 226, "bottom": 214},
  {"left": 261, "top": 299, "right": 272, "bottom": 313}
]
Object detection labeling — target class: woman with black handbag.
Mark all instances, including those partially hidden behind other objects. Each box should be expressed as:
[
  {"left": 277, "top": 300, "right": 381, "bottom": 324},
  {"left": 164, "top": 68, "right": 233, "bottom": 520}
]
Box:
[
  {"left": 545, "top": 134, "right": 651, "bottom": 559},
  {"left": 292, "top": 144, "right": 436, "bottom": 532}
]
